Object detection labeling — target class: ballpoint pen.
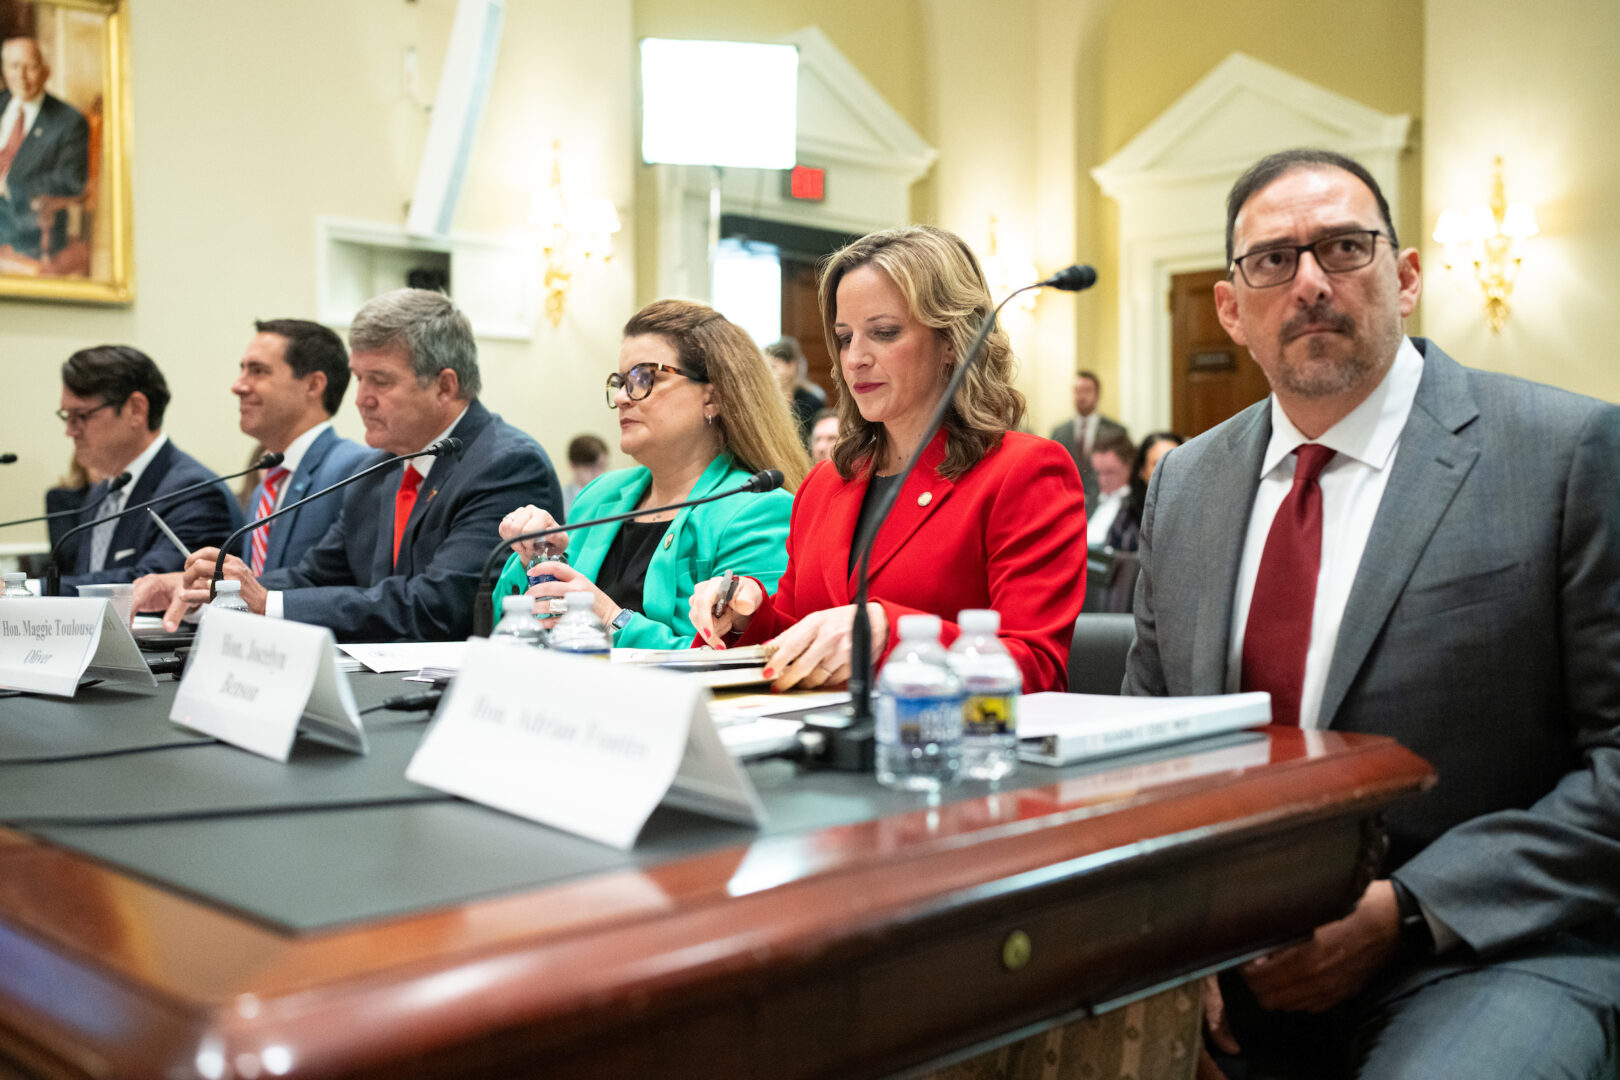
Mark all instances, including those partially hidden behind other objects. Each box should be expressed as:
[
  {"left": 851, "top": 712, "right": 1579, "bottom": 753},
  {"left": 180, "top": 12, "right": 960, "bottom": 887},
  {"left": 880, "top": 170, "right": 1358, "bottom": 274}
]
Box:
[{"left": 147, "top": 508, "right": 192, "bottom": 559}]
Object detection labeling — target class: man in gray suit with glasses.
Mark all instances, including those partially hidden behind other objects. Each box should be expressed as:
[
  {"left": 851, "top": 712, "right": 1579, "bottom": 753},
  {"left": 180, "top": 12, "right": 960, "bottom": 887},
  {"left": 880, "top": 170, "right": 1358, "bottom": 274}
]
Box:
[{"left": 1124, "top": 148, "right": 1620, "bottom": 1079}]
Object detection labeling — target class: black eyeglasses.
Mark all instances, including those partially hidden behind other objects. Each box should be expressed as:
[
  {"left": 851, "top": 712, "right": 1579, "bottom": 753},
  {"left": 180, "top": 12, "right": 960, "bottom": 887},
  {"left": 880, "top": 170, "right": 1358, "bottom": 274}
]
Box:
[
  {"left": 1229, "top": 230, "right": 1391, "bottom": 288},
  {"left": 55, "top": 401, "right": 116, "bottom": 427},
  {"left": 604, "top": 363, "right": 706, "bottom": 407}
]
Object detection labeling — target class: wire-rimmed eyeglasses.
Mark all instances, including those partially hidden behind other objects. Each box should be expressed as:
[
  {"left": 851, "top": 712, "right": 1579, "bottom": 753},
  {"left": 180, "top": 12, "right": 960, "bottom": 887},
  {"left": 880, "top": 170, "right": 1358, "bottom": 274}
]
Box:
[
  {"left": 1229, "top": 229, "right": 1391, "bottom": 288},
  {"left": 605, "top": 363, "right": 707, "bottom": 407},
  {"left": 55, "top": 401, "right": 116, "bottom": 427}
]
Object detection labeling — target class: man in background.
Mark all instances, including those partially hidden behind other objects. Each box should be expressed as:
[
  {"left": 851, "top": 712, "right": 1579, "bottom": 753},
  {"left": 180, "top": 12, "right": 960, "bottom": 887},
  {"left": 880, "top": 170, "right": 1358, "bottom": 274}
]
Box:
[
  {"left": 133, "top": 319, "right": 370, "bottom": 613},
  {"left": 809, "top": 407, "right": 839, "bottom": 464},
  {"left": 57, "top": 346, "right": 234, "bottom": 588},
  {"left": 0, "top": 36, "right": 89, "bottom": 261},
  {"left": 1049, "top": 369, "right": 1128, "bottom": 512},
  {"left": 1085, "top": 432, "right": 1133, "bottom": 547},
  {"left": 561, "top": 432, "right": 608, "bottom": 514},
  {"left": 169, "top": 289, "right": 563, "bottom": 641},
  {"left": 1125, "top": 148, "right": 1620, "bottom": 1078}
]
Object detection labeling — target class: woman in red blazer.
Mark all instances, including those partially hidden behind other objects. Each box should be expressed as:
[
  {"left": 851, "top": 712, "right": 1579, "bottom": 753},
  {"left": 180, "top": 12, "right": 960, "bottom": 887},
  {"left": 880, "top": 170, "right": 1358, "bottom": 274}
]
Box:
[{"left": 689, "top": 226, "right": 1087, "bottom": 693}]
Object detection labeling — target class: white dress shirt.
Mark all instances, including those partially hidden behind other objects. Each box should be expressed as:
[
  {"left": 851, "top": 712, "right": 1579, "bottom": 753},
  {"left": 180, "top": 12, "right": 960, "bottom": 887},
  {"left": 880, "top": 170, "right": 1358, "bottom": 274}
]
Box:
[
  {"left": 265, "top": 410, "right": 465, "bottom": 620},
  {"left": 1224, "top": 337, "right": 1424, "bottom": 730},
  {"left": 0, "top": 94, "right": 43, "bottom": 183},
  {"left": 1087, "top": 486, "right": 1127, "bottom": 546},
  {"left": 89, "top": 433, "right": 168, "bottom": 571},
  {"left": 267, "top": 420, "right": 332, "bottom": 513}
]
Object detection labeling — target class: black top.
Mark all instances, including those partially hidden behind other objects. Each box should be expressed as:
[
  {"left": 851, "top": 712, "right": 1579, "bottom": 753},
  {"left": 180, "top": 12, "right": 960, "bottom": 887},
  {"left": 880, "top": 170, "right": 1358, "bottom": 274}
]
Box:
[
  {"left": 597, "top": 518, "right": 672, "bottom": 613},
  {"left": 849, "top": 472, "right": 903, "bottom": 576}
]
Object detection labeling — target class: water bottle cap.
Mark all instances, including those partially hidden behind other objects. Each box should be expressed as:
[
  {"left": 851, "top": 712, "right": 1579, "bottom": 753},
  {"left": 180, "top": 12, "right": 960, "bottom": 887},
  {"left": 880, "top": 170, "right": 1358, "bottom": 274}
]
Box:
[
  {"left": 957, "top": 609, "right": 999, "bottom": 632},
  {"left": 896, "top": 613, "right": 942, "bottom": 639},
  {"left": 218, "top": 580, "right": 241, "bottom": 593},
  {"left": 502, "top": 595, "right": 533, "bottom": 614},
  {"left": 2, "top": 573, "right": 24, "bottom": 584},
  {"left": 566, "top": 591, "right": 594, "bottom": 610}
]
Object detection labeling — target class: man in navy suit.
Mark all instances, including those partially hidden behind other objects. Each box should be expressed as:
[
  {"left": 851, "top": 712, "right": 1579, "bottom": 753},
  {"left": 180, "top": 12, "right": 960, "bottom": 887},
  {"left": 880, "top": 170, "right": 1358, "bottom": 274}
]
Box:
[
  {"left": 0, "top": 37, "right": 89, "bottom": 260},
  {"left": 57, "top": 346, "right": 235, "bottom": 588},
  {"left": 134, "top": 319, "right": 370, "bottom": 614},
  {"left": 173, "top": 290, "right": 563, "bottom": 641}
]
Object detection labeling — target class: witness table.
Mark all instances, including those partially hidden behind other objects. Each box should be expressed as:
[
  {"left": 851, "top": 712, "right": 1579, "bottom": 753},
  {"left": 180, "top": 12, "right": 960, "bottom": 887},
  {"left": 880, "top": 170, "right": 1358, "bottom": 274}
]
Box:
[{"left": 0, "top": 674, "right": 1433, "bottom": 1079}]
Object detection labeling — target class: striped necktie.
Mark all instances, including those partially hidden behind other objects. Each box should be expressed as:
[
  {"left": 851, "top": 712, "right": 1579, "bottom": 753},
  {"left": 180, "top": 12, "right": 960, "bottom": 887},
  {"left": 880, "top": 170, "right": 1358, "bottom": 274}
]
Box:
[{"left": 248, "top": 466, "right": 290, "bottom": 575}]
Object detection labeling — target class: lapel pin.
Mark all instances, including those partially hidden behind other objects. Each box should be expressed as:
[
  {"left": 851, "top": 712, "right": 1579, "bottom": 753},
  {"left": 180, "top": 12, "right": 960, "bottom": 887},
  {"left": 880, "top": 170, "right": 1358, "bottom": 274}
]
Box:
[
  {"left": 917, "top": 491, "right": 933, "bottom": 507},
  {"left": 662, "top": 533, "right": 673, "bottom": 549}
]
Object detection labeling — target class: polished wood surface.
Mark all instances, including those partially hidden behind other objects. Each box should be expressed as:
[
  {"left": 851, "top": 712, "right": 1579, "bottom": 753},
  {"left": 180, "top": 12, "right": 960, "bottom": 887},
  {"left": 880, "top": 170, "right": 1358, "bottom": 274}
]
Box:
[{"left": 0, "top": 729, "right": 1433, "bottom": 1080}]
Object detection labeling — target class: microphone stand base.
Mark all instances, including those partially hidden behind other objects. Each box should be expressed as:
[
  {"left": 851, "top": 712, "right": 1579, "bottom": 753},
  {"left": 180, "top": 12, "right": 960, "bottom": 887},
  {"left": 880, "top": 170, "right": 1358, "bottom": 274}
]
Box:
[{"left": 797, "top": 709, "right": 876, "bottom": 772}]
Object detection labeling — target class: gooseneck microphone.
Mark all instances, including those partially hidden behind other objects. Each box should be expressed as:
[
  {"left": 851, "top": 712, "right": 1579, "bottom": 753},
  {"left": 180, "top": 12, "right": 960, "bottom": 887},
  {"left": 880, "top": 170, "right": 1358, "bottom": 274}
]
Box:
[
  {"left": 470, "top": 468, "right": 786, "bottom": 637},
  {"left": 44, "top": 453, "right": 286, "bottom": 596},
  {"left": 0, "top": 471, "right": 133, "bottom": 529},
  {"left": 840, "top": 265, "right": 1098, "bottom": 747},
  {"left": 208, "top": 437, "right": 464, "bottom": 598}
]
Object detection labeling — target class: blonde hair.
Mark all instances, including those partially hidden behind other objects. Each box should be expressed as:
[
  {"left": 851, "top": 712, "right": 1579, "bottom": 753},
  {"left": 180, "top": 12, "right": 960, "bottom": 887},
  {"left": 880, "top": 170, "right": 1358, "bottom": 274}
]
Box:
[
  {"left": 818, "top": 225, "right": 1024, "bottom": 481},
  {"left": 622, "top": 300, "right": 810, "bottom": 491}
]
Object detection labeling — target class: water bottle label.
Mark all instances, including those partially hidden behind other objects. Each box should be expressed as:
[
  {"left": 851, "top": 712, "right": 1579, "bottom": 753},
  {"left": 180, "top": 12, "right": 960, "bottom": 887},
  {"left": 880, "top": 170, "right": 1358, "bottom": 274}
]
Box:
[
  {"left": 879, "top": 695, "right": 962, "bottom": 747},
  {"left": 963, "top": 694, "right": 1016, "bottom": 737}
]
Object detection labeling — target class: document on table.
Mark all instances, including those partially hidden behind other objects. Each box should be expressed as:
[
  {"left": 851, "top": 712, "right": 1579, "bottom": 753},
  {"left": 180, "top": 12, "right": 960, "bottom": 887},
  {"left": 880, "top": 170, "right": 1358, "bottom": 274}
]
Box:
[{"left": 339, "top": 641, "right": 468, "bottom": 674}]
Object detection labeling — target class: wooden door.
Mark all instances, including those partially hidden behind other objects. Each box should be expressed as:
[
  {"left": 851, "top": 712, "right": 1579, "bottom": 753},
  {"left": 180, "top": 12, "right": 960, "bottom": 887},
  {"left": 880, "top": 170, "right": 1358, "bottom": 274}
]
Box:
[
  {"left": 1169, "top": 269, "right": 1271, "bottom": 437},
  {"left": 780, "top": 256, "right": 838, "bottom": 403}
]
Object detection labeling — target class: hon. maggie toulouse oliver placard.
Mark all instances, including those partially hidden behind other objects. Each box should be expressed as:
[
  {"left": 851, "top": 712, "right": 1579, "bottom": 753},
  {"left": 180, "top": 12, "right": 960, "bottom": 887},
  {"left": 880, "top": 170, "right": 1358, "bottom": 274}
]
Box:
[{"left": 0, "top": 598, "right": 153, "bottom": 696}]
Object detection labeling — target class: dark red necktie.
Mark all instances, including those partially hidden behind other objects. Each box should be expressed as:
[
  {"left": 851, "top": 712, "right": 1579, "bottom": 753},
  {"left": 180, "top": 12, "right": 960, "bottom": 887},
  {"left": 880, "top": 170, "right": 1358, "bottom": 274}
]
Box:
[
  {"left": 392, "top": 466, "right": 422, "bottom": 568},
  {"left": 1241, "top": 444, "right": 1336, "bottom": 727},
  {"left": 0, "top": 109, "right": 24, "bottom": 179}
]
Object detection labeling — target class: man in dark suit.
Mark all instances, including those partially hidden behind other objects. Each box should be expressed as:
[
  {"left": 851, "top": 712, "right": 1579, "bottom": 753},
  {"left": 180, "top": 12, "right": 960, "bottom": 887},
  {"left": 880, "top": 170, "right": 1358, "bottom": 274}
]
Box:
[
  {"left": 1124, "top": 148, "right": 1620, "bottom": 1078},
  {"left": 135, "top": 319, "right": 370, "bottom": 614},
  {"left": 174, "top": 289, "right": 563, "bottom": 641},
  {"left": 1048, "top": 369, "right": 1128, "bottom": 512},
  {"left": 0, "top": 37, "right": 89, "bottom": 260},
  {"left": 56, "top": 346, "right": 235, "bottom": 588}
]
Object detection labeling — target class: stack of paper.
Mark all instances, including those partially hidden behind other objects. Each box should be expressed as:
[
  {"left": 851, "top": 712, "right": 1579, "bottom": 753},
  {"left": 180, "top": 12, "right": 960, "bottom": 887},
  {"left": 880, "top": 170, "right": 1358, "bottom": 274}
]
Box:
[{"left": 1018, "top": 692, "right": 1271, "bottom": 765}]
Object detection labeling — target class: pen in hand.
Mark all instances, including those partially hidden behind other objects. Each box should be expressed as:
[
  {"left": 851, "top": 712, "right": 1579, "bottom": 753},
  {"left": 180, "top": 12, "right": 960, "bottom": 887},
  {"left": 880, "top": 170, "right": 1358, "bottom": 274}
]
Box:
[
  {"left": 147, "top": 508, "right": 192, "bottom": 559},
  {"left": 713, "top": 570, "right": 739, "bottom": 618}
]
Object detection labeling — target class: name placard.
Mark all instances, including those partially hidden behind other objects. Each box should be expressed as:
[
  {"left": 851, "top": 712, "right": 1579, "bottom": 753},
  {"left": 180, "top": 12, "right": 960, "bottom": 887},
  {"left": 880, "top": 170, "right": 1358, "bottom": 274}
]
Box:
[
  {"left": 406, "top": 640, "right": 764, "bottom": 850},
  {"left": 170, "top": 608, "right": 367, "bottom": 762},
  {"left": 0, "top": 598, "right": 156, "bottom": 697}
]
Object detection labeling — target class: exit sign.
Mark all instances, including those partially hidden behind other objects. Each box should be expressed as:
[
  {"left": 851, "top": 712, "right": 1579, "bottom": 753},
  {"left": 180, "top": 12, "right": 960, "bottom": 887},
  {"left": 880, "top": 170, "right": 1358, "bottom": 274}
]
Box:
[{"left": 787, "top": 165, "right": 825, "bottom": 201}]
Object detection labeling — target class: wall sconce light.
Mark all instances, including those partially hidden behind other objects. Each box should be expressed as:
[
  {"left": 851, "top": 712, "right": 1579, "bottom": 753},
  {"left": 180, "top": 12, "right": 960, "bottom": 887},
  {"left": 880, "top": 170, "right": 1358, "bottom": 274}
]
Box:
[
  {"left": 529, "top": 140, "right": 621, "bottom": 329},
  {"left": 1432, "top": 156, "right": 1538, "bottom": 333},
  {"left": 980, "top": 217, "right": 1040, "bottom": 313}
]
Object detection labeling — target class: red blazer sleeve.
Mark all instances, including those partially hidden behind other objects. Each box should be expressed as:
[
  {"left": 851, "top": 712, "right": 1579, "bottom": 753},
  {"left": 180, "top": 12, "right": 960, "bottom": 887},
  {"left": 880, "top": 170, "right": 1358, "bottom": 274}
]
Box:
[{"left": 738, "top": 434, "right": 1087, "bottom": 693}]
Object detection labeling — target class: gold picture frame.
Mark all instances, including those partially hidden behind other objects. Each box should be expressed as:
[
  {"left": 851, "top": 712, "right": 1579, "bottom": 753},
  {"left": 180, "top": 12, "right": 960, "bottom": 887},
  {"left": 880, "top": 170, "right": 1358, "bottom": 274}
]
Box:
[{"left": 0, "top": 0, "right": 132, "bottom": 303}]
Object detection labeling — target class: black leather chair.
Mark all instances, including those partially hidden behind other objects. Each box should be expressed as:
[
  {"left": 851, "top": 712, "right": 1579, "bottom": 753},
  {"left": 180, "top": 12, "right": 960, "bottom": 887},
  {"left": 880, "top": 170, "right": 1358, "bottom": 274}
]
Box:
[
  {"left": 1081, "top": 546, "right": 1141, "bottom": 614},
  {"left": 1066, "top": 613, "right": 1138, "bottom": 695}
]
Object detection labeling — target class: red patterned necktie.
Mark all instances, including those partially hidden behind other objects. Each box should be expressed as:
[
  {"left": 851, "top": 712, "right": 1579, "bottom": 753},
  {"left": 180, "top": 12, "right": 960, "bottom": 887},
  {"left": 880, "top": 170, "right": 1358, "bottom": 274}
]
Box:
[
  {"left": 392, "top": 466, "right": 423, "bottom": 568},
  {"left": 248, "top": 466, "right": 289, "bottom": 575},
  {"left": 1241, "top": 444, "right": 1336, "bottom": 727},
  {"left": 0, "top": 108, "right": 24, "bottom": 179}
]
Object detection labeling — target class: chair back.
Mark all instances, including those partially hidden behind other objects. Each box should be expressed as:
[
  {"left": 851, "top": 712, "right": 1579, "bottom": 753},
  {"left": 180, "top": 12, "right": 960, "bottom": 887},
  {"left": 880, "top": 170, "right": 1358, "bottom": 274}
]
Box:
[
  {"left": 1066, "top": 613, "right": 1137, "bottom": 695},
  {"left": 1081, "top": 547, "right": 1141, "bottom": 614}
]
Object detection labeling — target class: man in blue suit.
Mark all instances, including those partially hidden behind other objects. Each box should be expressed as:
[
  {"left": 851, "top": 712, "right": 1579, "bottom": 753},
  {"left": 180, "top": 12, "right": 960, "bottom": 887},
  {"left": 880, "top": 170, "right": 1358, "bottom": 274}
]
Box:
[
  {"left": 57, "top": 346, "right": 235, "bottom": 588},
  {"left": 133, "top": 319, "right": 370, "bottom": 613},
  {"left": 171, "top": 290, "right": 563, "bottom": 641},
  {"left": 0, "top": 37, "right": 89, "bottom": 260}
]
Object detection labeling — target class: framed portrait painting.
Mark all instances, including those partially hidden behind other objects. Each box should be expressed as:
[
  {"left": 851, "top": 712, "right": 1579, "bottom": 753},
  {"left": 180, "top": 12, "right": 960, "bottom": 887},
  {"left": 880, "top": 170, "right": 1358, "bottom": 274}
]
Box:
[{"left": 0, "top": 0, "right": 131, "bottom": 303}]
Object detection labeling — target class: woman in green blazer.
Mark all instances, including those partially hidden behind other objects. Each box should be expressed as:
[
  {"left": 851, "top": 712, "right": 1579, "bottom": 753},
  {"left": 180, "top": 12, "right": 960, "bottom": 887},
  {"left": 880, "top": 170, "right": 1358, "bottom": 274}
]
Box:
[{"left": 494, "top": 300, "right": 810, "bottom": 648}]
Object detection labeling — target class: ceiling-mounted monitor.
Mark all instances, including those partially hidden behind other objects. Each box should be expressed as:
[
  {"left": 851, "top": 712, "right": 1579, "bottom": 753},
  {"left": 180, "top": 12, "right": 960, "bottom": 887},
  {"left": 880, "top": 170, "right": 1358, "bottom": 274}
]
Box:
[{"left": 640, "top": 39, "right": 798, "bottom": 170}]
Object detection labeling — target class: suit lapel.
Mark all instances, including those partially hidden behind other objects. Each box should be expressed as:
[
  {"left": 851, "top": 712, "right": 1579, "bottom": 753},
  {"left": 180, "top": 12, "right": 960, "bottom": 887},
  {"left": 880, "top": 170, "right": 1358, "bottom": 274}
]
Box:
[
  {"left": 850, "top": 431, "right": 956, "bottom": 595},
  {"left": 1318, "top": 341, "right": 1481, "bottom": 727},
  {"left": 1192, "top": 406, "right": 1271, "bottom": 693},
  {"left": 822, "top": 466, "right": 868, "bottom": 603},
  {"left": 396, "top": 401, "right": 491, "bottom": 573},
  {"left": 109, "top": 441, "right": 175, "bottom": 564},
  {"left": 573, "top": 470, "right": 646, "bottom": 582},
  {"left": 266, "top": 427, "right": 332, "bottom": 569}
]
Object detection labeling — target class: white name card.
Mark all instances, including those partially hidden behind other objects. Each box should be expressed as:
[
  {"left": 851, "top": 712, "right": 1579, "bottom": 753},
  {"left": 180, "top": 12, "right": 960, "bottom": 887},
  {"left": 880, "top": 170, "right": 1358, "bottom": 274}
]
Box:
[
  {"left": 407, "top": 640, "right": 765, "bottom": 850},
  {"left": 0, "top": 598, "right": 156, "bottom": 697},
  {"left": 170, "top": 608, "right": 367, "bottom": 762}
]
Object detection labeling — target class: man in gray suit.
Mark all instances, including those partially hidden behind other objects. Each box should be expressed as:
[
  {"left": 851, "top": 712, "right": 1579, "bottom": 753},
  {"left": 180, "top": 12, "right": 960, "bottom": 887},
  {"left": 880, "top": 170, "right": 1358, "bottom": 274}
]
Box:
[
  {"left": 1049, "top": 369, "right": 1128, "bottom": 512},
  {"left": 1124, "top": 148, "right": 1620, "bottom": 1078}
]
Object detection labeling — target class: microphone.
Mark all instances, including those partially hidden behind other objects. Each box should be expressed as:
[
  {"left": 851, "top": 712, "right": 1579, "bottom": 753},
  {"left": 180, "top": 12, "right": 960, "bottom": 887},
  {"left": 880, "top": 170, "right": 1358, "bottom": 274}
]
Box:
[
  {"left": 830, "top": 265, "right": 1100, "bottom": 765},
  {"left": 209, "top": 440, "right": 462, "bottom": 597},
  {"left": 471, "top": 468, "right": 785, "bottom": 637},
  {"left": 0, "top": 471, "right": 132, "bottom": 529},
  {"left": 0, "top": 453, "right": 17, "bottom": 464},
  {"left": 44, "top": 453, "right": 285, "bottom": 596}
]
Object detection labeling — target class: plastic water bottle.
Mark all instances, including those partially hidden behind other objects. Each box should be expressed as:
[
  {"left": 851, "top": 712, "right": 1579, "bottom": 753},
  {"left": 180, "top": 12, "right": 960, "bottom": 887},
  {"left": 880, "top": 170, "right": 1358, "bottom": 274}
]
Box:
[
  {"left": 210, "top": 580, "right": 251, "bottom": 613},
  {"left": 489, "top": 595, "right": 546, "bottom": 648},
  {"left": 949, "top": 609, "right": 1022, "bottom": 782},
  {"left": 875, "top": 614, "right": 963, "bottom": 791},
  {"left": 548, "top": 592, "right": 611, "bottom": 658},
  {"left": 1, "top": 573, "right": 33, "bottom": 598},
  {"left": 526, "top": 548, "right": 568, "bottom": 588}
]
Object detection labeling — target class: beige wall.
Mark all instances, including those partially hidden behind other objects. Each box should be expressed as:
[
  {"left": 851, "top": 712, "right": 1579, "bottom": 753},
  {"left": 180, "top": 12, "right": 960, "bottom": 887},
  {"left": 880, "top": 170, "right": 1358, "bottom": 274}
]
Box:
[
  {"left": 1, "top": 0, "right": 634, "bottom": 543},
  {"left": 1422, "top": 0, "right": 1620, "bottom": 403},
  {"left": 1090, "top": 0, "right": 1425, "bottom": 426}
]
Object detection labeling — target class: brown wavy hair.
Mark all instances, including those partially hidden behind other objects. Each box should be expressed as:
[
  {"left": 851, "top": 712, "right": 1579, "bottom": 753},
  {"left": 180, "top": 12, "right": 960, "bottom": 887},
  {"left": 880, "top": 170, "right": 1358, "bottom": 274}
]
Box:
[
  {"left": 817, "top": 225, "right": 1024, "bottom": 481},
  {"left": 622, "top": 300, "right": 810, "bottom": 491}
]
